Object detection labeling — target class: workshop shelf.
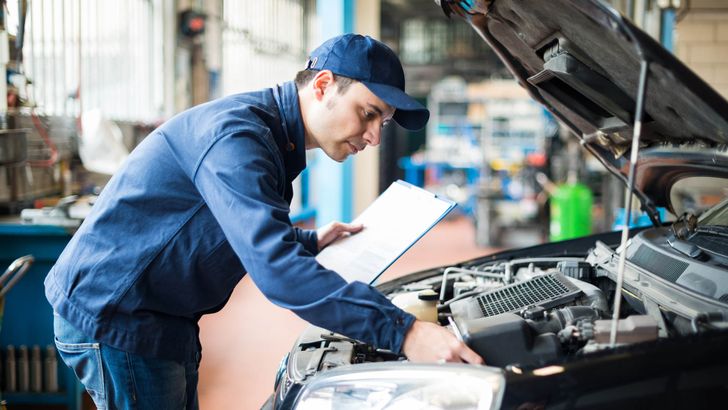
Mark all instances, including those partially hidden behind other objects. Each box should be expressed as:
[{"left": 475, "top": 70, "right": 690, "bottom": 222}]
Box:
[{"left": 0, "top": 223, "right": 82, "bottom": 410}]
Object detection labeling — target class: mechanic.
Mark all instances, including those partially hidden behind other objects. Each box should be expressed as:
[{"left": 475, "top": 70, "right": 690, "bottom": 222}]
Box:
[{"left": 45, "top": 33, "right": 483, "bottom": 409}]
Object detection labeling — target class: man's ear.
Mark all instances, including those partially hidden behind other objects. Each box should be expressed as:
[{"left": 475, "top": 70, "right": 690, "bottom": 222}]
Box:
[{"left": 311, "top": 70, "right": 335, "bottom": 100}]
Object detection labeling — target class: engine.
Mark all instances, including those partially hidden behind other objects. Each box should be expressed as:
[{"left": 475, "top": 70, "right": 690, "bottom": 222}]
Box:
[
  {"left": 384, "top": 256, "right": 659, "bottom": 368},
  {"left": 284, "top": 258, "right": 655, "bottom": 383},
  {"left": 283, "top": 231, "right": 728, "bottom": 385}
]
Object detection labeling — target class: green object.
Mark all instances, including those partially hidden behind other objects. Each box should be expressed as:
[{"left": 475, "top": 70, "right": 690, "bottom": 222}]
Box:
[{"left": 550, "top": 183, "right": 593, "bottom": 241}]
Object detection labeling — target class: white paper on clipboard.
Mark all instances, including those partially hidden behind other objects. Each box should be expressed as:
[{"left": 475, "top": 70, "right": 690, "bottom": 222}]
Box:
[{"left": 315, "top": 180, "right": 456, "bottom": 285}]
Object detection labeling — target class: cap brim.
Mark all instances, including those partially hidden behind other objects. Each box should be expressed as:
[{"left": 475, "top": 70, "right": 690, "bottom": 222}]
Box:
[{"left": 361, "top": 82, "right": 430, "bottom": 131}]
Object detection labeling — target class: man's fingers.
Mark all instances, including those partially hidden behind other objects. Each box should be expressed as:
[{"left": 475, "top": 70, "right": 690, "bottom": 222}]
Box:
[
  {"left": 337, "top": 224, "right": 362, "bottom": 240},
  {"left": 443, "top": 341, "right": 483, "bottom": 364},
  {"left": 444, "top": 337, "right": 484, "bottom": 364},
  {"left": 402, "top": 320, "right": 486, "bottom": 365},
  {"left": 330, "top": 222, "right": 363, "bottom": 232},
  {"left": 338, "top": 222, "right": 363, "bottom": 234},
  {"left": 458, "top": 344, "right": 485, "bottom": 365},
  {"left": 317, "top": 222, "right": 365, "bottom": 250}
]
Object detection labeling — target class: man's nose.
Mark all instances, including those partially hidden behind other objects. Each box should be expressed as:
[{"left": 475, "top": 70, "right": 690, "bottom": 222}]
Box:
[{"left": 363, "top": 125, "right": 381, "bottom": 147}]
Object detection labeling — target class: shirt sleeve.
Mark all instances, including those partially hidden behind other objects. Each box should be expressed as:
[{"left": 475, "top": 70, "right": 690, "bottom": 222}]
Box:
[
  {"left": 293, "top": 227, "right": 319, "bottom": 255},
  {"left": 192, "top": 131, "right": 415, "bottom": 353}
]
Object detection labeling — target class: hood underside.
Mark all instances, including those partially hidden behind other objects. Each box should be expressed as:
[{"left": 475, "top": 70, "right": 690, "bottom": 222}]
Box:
[{"left": 440, "top": 0, "right": 728, "bottom": 214}]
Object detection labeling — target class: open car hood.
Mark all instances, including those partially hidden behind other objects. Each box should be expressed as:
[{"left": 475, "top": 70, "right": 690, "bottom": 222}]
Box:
[{"left": 438, "top": 0, "right": 728, "bottom": 218}]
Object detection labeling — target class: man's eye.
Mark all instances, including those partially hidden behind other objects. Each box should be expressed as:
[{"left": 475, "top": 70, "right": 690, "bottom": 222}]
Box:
[{"left": 364, "top": 110, "right": 376, "bottom": 119}]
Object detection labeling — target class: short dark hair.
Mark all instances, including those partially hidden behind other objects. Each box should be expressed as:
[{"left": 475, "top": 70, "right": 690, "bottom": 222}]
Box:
[{"left": 294, "top": 69, "right": 356, "bottom": 95}]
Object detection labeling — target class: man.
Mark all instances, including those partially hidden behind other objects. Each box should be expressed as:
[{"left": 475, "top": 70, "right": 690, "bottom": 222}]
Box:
[{"left": 46, "top": 34, "right": 483, "bottom": 409}]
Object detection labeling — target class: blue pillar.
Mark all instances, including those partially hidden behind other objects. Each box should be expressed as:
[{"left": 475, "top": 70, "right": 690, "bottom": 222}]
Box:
[
  {"left": 313, "top": 0, "right": 355, "bottom": 226},
  {"left": 660, "top": 7, "right": 676, "bottom": 52}
]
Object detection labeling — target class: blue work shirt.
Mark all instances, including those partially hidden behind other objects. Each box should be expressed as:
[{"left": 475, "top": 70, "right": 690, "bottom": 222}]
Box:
[{"left": 45, "top": 81, "right": 416, "bottom": 363}]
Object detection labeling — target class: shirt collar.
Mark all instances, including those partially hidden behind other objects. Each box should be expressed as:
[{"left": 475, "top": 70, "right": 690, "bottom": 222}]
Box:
[{"left": 272, "top": 81, "right": 307, "bottom": 181}]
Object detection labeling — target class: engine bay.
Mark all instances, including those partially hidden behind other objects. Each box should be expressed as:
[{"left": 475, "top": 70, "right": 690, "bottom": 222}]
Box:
[{"left": 282, "top": 226, "right": 728, "bottom": 388}]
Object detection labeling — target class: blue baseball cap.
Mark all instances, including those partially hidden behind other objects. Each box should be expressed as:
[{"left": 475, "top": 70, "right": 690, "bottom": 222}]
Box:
[{"left": 305, "top": 34, "right": 430, "bottom": 131}]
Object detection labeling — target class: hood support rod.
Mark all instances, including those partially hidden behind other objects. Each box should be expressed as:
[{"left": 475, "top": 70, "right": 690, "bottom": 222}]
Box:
[
  {"left": 610, "top": 58, "right": 649, "bottom": 347},
  {"left": 592, "top": 1, "right": 652, "bottom": 347}
]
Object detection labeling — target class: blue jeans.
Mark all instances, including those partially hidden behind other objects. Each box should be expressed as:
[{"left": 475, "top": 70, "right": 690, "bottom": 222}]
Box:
[{"left": 53, "top": 314, "right": 199, "bottom": 410}]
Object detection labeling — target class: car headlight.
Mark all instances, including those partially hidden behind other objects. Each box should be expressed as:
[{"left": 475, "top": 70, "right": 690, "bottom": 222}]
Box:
[
  {"left": 274, "top": 353, "right": 289, "bottom": 393},
  {"left": 294, "top": 363, "right": 505, "bottom": 410}
]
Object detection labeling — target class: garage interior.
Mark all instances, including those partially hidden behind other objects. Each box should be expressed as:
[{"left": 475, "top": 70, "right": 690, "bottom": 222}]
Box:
[{"left": 0, "top": 0, "right": 727, "bottom": 409}]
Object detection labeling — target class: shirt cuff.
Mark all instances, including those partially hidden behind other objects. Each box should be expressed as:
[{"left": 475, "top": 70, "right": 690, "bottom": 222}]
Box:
[
  {"left": 294, "top": 227, "right": 319, "bottom": 255},
  {"left": 389, "top": 311, "right": 417, "bottom": 354}
]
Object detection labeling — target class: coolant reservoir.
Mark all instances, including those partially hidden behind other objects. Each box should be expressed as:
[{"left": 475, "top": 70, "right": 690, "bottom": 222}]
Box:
[{"left": 391, "top": 289, "right": 439, "bottom": 323}]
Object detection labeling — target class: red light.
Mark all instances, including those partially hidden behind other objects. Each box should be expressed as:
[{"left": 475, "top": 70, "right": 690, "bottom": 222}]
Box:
[{"left": 189, "top": 17, "right": 205, "bottom": 32}]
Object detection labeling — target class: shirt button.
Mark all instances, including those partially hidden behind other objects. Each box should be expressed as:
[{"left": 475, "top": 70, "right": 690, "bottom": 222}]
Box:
[{"left": 395, "top": 317, "right": 404, "bottom": 326}]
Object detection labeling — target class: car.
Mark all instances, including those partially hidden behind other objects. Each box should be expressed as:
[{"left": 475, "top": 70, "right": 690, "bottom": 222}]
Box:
[{"left": 266, "top": 1, "right": 728, "bottom": 408}]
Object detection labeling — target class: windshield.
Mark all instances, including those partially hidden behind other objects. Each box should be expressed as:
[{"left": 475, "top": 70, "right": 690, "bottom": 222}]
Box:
[
  {"left": 670, "top": 176, "right": 728, "bottom": 217},
  {"left": 698, "top": 196, "right": 728, "bottom": 227}
]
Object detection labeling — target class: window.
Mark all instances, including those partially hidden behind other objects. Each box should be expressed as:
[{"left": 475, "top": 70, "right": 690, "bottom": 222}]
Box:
[
  {"left": 17, "top": 0, "right": 164, "bottom": 122},
  {"left": 222, "top": 0, "right": 314, "bottom": 94}
]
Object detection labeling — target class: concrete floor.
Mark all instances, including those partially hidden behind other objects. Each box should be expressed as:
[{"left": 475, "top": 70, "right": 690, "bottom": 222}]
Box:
[{"left": 197, "top": 215, "right": 497, "bottom": 409}]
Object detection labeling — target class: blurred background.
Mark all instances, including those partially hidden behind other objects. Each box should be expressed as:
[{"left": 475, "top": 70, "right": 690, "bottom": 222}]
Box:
[{"left": 0, "top": 0, "right": 727, "bottom": 408}]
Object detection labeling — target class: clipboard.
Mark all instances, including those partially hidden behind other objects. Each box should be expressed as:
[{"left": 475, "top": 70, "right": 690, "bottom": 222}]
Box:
[{"left": 315, "top": 180, "right": 456, "bottom": 285}]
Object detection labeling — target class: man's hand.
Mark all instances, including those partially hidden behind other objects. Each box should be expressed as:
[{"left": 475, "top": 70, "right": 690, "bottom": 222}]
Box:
[
  {"left": 402, "top": 320, "right": 484, "bottom": 364},
  {"left": 316, "top": 221, "right": 364, "bottom": 251}
]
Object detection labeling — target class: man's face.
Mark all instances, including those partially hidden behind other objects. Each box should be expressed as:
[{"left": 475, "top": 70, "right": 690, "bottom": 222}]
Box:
[{"left": 306, "top": 75, "right": 395, "bottom": 162}]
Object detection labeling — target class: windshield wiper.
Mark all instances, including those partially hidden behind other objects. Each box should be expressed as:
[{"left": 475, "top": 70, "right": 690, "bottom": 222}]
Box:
[
  {"left": 667, "top": 234, "right": 704, "bottom": 259},
  {"left": 695, "top": 225, "right": 728, "bottom": 238}
]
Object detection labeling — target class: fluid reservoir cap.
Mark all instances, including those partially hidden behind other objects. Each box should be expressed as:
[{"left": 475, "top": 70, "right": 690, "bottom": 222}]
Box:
[{"left": 418, "top": 289, "right": 439, "bottom": 301}]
